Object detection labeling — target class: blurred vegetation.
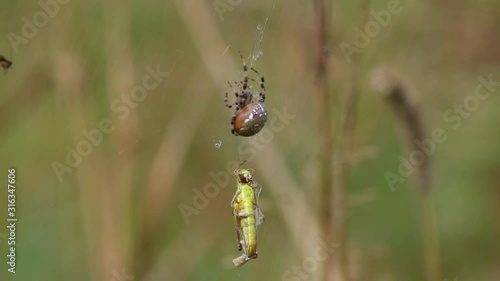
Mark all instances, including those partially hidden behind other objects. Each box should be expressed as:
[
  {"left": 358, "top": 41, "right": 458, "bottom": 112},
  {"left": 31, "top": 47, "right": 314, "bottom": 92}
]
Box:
[{"left": 0, "top": 0, "right": 499, "bottom": 281}]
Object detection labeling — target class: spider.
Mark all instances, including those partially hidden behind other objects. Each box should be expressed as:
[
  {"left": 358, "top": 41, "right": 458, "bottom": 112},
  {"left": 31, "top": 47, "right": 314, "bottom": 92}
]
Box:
[
  {"left": 0, "top": 56, "right": 12, "bottom": 73},
  {"left": 224, "top": 52, "right": 268, "bottom": 137}
]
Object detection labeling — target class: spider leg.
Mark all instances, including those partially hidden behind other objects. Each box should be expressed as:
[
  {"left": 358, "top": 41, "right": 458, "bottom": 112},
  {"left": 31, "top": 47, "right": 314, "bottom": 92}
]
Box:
[
  {"left": 233, "top": 81, "right": 242, "bottom": 92},
  {"left": 259, "top": 77, "right": 266, "bottom": 102},
  {"left": 231, "top": 114, "right": 238, "bottom": 135},
  {"left": 251, "top": 67, "right": 266, "bottom": 103},
  {"left": 228, "top": 81, "right": 239, "bottom": 96},
  {"left": 227, "top": 81, "right": 243, "bottom": 109},
  {"left": 239, "top": 51, "right": 249, "bottom": 91},
  {"left": 224, "top": 93, "right": 233, "bottom": 108}
]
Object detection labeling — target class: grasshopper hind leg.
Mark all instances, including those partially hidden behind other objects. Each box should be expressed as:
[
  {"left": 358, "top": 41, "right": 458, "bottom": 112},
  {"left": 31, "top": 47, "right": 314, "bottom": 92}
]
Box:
[{"left": 233, "top": 211, "right": 243, "bottom": 251}]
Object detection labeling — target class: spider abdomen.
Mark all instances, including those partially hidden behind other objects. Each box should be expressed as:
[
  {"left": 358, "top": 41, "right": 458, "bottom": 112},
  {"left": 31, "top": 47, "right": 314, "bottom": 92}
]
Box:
[{"left": 233, "top": 102, "right": 268, "bottom": 137}]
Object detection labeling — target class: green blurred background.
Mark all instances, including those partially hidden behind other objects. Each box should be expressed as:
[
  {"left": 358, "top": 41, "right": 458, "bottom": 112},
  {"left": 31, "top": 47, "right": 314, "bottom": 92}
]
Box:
[{"left": 0, "top": 0, "right": 499, "bottom": 280}]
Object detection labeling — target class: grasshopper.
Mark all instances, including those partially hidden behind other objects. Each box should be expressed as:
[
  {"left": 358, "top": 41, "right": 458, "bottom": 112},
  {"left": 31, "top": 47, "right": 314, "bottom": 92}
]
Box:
[{"left": 230, "top": 168, "right": 264, "bottom": 267}]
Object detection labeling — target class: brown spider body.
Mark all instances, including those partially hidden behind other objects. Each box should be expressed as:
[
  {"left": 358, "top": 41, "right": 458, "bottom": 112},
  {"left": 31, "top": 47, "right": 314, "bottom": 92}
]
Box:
[
  {"left": 224, "top": 52, "right": 268, "bottom": 137},
  {"left": 0, "top": 56, "right": 12, "bottom": 71},
  {"left": 233, "top": 102, "right": 268, "bottom": 137}
]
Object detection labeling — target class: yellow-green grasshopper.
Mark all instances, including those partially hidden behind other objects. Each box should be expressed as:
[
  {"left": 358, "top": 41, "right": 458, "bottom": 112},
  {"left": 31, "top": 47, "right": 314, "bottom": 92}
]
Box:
[{"left": 230, "top": 168, "right": 265, "bottom": 267}]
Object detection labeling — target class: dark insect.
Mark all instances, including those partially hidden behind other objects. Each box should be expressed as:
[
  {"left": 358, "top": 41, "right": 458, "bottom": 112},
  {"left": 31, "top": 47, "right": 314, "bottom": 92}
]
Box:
[
  {"left": 0, "top": 56, "right": 13, "bottom": 73},
  {"left": 224, "top": 52, "right": 267, "bottom": 137}
]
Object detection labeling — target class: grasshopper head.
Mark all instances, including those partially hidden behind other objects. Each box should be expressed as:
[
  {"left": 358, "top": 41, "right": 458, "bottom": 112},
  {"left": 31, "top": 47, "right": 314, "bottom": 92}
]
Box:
[{"left": 235, "top": 168, "right": 253, "bottom": 184}]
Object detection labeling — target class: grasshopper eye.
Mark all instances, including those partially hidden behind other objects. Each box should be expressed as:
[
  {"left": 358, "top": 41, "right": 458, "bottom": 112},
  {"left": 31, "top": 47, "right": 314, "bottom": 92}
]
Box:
[{"left": 239, "top": 174, "right": 248, "bottom": 183}]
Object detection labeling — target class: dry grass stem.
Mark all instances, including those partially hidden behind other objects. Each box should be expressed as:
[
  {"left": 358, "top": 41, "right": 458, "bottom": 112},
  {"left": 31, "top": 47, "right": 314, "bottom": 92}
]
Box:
[{"left": 371, "top": 68, "right": 442, "bottom": 281}]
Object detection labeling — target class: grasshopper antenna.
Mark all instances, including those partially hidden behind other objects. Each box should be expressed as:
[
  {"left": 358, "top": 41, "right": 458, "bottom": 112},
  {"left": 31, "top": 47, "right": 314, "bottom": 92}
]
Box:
[{"left": 234, "top": 160, "right": 248, "bottom": 175}]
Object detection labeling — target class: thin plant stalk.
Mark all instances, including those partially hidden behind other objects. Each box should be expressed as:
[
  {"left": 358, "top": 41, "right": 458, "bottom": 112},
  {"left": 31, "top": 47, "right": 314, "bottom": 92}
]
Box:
[
  {"left": 372, "top": 69, "right": 442, "bottom": 281},
  {"left": 314, "top": 0, "right": 336, "bottom": 280}
]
